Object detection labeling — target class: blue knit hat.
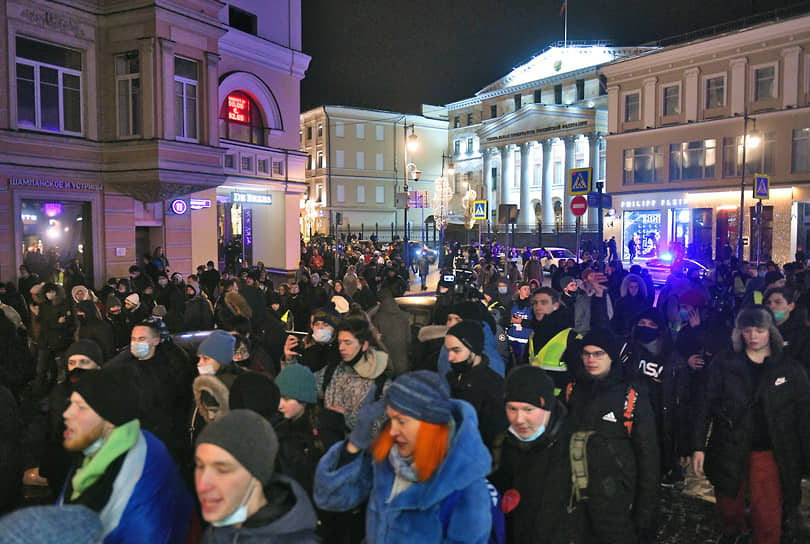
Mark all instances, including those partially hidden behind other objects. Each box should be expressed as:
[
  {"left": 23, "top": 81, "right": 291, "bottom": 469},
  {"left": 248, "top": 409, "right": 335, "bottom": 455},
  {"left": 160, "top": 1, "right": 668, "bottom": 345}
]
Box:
[
  {"left": 198, "top": 330, "right": 236, "bottom": 365},
  {"left": 0, "top": 505, "right": 102, "bottom": 544},
  {"left": 384, "top": 370, "right": 451, "bottom": 424},
  {"left": 276, "top": 363, "right": 317, "bottom": 404}
]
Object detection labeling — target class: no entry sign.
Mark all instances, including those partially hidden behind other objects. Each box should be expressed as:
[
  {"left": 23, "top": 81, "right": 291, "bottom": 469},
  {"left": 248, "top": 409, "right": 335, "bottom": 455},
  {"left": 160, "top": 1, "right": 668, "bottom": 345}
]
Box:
[{"left": 570, "top": 195, "right": 588, "bottom": 217}]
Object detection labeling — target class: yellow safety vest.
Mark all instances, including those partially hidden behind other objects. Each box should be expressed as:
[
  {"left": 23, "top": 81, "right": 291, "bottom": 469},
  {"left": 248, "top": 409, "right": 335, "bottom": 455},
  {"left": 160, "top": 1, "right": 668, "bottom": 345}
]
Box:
[{"left": 528, "top": 327, "right": 578, "bottom": 395}]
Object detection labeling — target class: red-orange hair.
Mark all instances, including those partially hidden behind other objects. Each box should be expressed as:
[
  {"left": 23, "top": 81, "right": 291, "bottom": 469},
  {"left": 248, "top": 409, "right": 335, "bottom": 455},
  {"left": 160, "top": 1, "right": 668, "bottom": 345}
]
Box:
[{"left": 371, "top": 420, "right": 449, "bottom": 482}]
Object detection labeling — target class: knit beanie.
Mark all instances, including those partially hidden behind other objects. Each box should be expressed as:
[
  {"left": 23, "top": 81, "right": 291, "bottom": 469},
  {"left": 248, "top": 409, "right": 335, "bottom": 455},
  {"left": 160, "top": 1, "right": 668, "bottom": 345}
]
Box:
[
  {"left": 197, "top": 409, "right": 279, "bottom": 485},
  {"left": 580, "top": 327, "right": 620, "bottom": 364},
  {"left": 74, "top": 365, "right": 140, "bottom": 426},
  {"left": 198, "top": 330, "right": 236, "bottom": 365},
  {"left": 105, "top": 293, "right": 121, "bottom": 309},
  {"left": 64, "top": 339, "right": 104, "bottom": 368},
  {"left": 504, "top": 366, "right": 556, "bottom": 410},
  {"left": 447, "top": 301, "right": 483, "bottom": 322},
  {"left": 124, "top": 293, "right": 139, "bottom": 308},
  {"left": 447, "top": 321, "right": 484, "bottom": 356},
  {"left": 384, "top": 370, "right": 452, "bottom": 424},
  {"left": 311, "top": 306, "right": 340, "bottom": 329},
  {"left": 0, "top": 505, "right": 102, "bottom": 544},
  {"left": 275, "top": 363, "right": 317, "bottom": 404},
  {"left": 229, "top": 372, "right": 281, "bottom": 423}
]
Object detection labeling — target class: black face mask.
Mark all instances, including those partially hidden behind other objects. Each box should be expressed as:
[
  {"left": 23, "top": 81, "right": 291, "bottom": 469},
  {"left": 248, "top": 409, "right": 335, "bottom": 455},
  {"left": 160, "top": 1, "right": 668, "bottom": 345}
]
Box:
[
  {"left": 635, "top": 325, "right": 659, "bottom": 344},
  {"left": 346, "top": 349, "right": 365, "bottom": 367},
  {"left": 68, "top": 367, "right": 91, "bottom": 384},
  {"left": 450, "top": 358, "right": 474, "bottom": 376}
]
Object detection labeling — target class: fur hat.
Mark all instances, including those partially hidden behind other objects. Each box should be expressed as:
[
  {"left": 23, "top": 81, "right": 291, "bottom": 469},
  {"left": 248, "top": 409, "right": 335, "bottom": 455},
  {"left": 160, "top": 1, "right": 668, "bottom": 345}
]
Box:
[
  {"left": 311, "top": 306, "right": 340, "bottom": 328},
  {"left": 70, "top": 285, "right": 89, "bottom": 303},
  {"left": 197, "top": 330, "right": 236, "bottom": 365}
]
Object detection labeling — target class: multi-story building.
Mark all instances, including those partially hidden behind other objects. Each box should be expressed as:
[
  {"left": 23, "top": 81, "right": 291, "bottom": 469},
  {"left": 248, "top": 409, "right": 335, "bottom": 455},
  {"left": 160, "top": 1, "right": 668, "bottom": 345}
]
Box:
[
  {"left": 444, "top": 42, "right": 653, "bottom": 234},
  {"left": 300, "top": 105, "right": 447, "bottom": 241},
  {"left": 601, "top": 12, "right": 810, "bottom": 264},
  {"left": 0, "top": 0, "right": 309, "bottom": 286}
]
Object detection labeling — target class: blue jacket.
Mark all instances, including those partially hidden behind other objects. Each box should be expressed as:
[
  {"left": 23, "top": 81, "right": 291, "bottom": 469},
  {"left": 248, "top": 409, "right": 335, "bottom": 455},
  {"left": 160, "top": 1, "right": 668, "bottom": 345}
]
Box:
[
  {"left": 438, "top": 323, "right": 506, "bottom": 378},
  {"left": 314, "top": 400, "right": 493, "bottom": 544}
]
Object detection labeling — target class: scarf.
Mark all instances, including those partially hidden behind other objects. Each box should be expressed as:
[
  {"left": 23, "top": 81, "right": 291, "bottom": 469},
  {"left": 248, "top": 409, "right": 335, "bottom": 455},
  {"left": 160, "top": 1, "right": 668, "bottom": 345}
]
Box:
[
  {"left": 71, "top": 419, "right": 140, "bottom": 500},
  {"left": 388, "top": 446, "right": 420, "bottom": 483}
]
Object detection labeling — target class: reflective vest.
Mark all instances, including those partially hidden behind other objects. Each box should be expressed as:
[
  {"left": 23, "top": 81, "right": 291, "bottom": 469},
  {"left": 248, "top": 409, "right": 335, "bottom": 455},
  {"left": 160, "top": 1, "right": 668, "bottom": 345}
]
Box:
[{"left": 528, "top": 327, "right": 572, "bottom": 373}]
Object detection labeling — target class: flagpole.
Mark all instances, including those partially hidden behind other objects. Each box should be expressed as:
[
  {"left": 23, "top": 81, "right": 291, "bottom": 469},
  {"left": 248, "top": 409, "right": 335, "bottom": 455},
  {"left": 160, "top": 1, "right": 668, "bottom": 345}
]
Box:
[{"left": 564, "top": 1, "right": 568, "bottom": 48}]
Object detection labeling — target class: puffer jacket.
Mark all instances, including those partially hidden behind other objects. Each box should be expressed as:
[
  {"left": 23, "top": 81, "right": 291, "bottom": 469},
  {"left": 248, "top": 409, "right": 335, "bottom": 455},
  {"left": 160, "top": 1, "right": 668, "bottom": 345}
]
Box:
[
  {"left": 692, "top": 348, "right": 810, "bottom": 511},
  {"left": 313, "top": 400, "right": 493, "bottom": 544}
]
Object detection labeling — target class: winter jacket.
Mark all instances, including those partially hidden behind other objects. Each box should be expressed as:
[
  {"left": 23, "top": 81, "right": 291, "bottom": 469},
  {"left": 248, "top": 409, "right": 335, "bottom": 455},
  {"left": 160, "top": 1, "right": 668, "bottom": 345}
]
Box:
[
  {"left": 0, "top": 384, "right": 22, "bottom": 515},
  {"left": 778, "top": 311, "right": 810, "bottom": 375},
  {"left": 203, "top": 474, "right": 319, "bottom": 544},
  {"left": 490, "top": 401, "right": 572, "bottom": 544},
  {"left": 39, "top": 297, "right": 73, "bottom": 351},
  {"left": 275, "top": 406, "right": 324, "bottom": 498},
  {"left": 438, "top": 322, "right": 506, "bottom": 378},
  {"left": 372, "top": 295, "right": 411, "bottom": 376},
  {"left": 446, "top": 357, "right": 509, "bottom": 448},
  {"left": 183, "top": 293, "right": 214, "bottom": 332},
  {"left": 60, "top": 428, "right": 194, "bottom": 544},
  {"left": 692, "top": 349, "right": 810, "bottom": 511},
  {"left": 563, "top": 365, "right": 659, "bottom": 542},
  {"left": 313, "top": 399, "right": 493, "bottom": 544}
]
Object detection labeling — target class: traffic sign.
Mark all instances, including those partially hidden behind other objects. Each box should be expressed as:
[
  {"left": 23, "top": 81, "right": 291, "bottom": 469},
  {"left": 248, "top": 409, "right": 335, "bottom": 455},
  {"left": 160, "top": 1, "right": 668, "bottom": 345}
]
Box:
[
  {"left": 570, "top": 195, "right": 588, "bottom": 217},
  {"left": 569, "top": 167, "right": 592, "bottom": 196},
  {"left": 473, "top": 200, "right": 488, "bottom": 220},
  {"left": 753, "top": 174, "right": 769, "bottom": 199},
  {"left": 587, "top": 191, "right": 612, "bottom": 208}
]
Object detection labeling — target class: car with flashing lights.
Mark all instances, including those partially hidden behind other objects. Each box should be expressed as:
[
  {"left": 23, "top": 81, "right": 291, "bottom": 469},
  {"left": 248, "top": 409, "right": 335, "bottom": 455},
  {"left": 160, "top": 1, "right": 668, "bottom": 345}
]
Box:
[
  {"left": 644, "top": 253, "right": 710, "bottom": 286},
  {"left": 531, "top": 247, "right": 581, "bottom": 273}
]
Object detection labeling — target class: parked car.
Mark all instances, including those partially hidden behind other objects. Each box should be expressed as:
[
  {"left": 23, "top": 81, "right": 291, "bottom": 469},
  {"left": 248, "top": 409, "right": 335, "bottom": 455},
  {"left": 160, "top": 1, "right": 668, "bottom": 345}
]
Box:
[
  {"left": 531, "top": 247, "right": 580, "bottom": 272},
  {"left": 645, "top": 254, "right": 709, "bottom": 286}
]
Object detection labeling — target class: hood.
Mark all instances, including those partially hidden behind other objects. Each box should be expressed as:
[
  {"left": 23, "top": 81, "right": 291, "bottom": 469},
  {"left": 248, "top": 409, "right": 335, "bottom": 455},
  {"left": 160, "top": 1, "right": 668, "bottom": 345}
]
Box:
[
  {"left": 353, "top": 348, "right": 389, "bottom": 379},
  {"left": 620, "top": 273, "right": 647, "bottom": 298},
  {"left": 193, "top": 375, "right": 230, "bottom": 422}
]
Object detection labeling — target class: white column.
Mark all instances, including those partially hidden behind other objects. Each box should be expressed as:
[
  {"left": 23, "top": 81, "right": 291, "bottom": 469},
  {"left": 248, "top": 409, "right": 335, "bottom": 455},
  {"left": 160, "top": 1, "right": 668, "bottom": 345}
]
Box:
[
  {"left": 500, "top": 145, "right": 512, "bottom": 205},
  {"left": 138, "top": 37, "right": 156, "bottom": 139},
  {"left": 729, "top": 57, "right": 747, "bottom": 116},
  {"left": 205, "top": 52, "right": 221, "bottom": 146},
  {"left": 782, "top": 46, "right": 801, "bottom": 109},
  {"left": 587, "top": 133, "right": 599, "bottom": 225},
  {"left": 518, "top": 142, "right": 532, "bottom": 230},
  {"left": 159, "top": 38, "right": 176, "bottom": 139},
  {"left": 684, "top": 67, "right": 700, "bottom": 122},
  {"left": 643, "top": 77, "right": 657, "bottom": 129},
  {"left": 542, "top": 139, "right": 554, "bottom": 229},
  {"left": 564, "top": 136, "right": 576, "bottom": 228}
]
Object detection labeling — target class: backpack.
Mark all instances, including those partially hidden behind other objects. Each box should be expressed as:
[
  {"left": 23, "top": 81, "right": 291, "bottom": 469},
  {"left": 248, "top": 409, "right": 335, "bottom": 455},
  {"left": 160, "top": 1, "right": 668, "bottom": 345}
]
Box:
[{"left": 440, "top": 481, "right": 506, "bottom": 544}]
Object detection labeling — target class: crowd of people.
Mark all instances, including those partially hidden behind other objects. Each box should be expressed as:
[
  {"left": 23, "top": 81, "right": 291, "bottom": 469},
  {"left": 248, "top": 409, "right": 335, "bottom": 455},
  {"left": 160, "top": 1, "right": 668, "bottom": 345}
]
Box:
[{"left": 0, "top": 238, "right": 809, "bottom": 544}]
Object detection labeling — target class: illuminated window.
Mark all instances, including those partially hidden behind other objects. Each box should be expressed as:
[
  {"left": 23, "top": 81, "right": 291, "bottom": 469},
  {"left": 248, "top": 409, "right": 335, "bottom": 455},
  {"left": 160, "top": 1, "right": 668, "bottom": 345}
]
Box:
[
  {"left": 670, "top": 139, "right": 716, "bottom": 180},
  {"left": 623, "top": 146, "right": 665, "bottom": 184},
  {"left": 219, "top": 91, "right": 266, "bottom": 145},
  {"left": 723, "top": 133, "right": 775, "bottom": 177}
]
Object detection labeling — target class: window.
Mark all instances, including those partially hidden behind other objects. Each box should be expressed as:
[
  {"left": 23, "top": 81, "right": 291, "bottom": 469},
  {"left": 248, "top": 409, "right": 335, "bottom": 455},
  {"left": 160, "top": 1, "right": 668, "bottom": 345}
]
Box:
[
  {"left": 534, "top": 89, "right": 542, "bottom": 103},
  {"left": 224, "top": 154, "right": 235, "bottom": 169},
  {"left": 219, "top": 91, "right": 265, "bottom": 145},
  {"left": 662, "top": 84, "right": 680, "bottom": 116},
  {"left": 575, "top": 138, "right": 587, "bottom": 168},
  {"left": 241, "top": 155, "right": 253, "bottom": 172},
  {"left": 174, "top": 57, "right": 198, "bottom": 140},
  {"left": 792, "top": 128, "right": 810, "bottom": 173},
  {"left": 356, "top": 123, "right": 365, "bottom": 139},
  {"left": 272, "top": 160, "right": 284, "bottom": 176},
  {"left": 257, "top": 158, "right": 268, "bottom": 174},
  {"left": 622, "top": 146, "right": 665, "bottom": 184},
  {"left": 454, "top": 140, "right": 461, "bottom": 155},
  {"left": 316, "top": 184, "right": 324, "bottom": 203},
  {"left": 336, "top": 184, "right": 345, "bottom": 203},
  {"left": 376, "top": 186, "right": 385, "bottom": 203},
  {"left": 599, "top": 74, "right": 608, "bottom": 95},
  {"left": 307, "top": 154, "right": 313, "bottom": 169},
  {"left": 16, "top": 36, "right": 82, "bottom": 134},
  {"left": 466, "top": 137, "right": 474, "bottom": 154},
  {"left": 375, "top": 124, "right": 384, "bottom": 141},
  {"left": 467, "top": 112, "right": 473, "bottom": 125},
  {"left": 514, "top": 94, "right": 522, "bottom": 110},
  {"left": 307, "top": 126, "right": 312, "bottom": 139},
  {"left": 317, "top": 124, "right": 323, "bottom": 137},
  {"left": 454, "top": 116, "right": 460, "bottom": 128},
  {"left": 723, "top": 133, "right": 775, "bottom": 177},
  {"left": 576, "top": 79, "right": 585, "bottom": 101},
  {"left": 228, "top": 5, "right": 257, "bottom": 35},
  {"left": 375, "top": 152, "right": 383, "bottom": 170},
  {"left": 317, "top": 150, "right": 324, "bottom": 168},
  {"left": 705, "top": 75, "right": 725, "bottom": 109},
  {"left": 335, "top": 121, "right": 344, "bottom": 137},
  {"left": 490, "top": 104, "right": 497, "bottom": 118},
  {"left": 335, "top": 150, "right": 344, "bottom": 168},
  {"left": 624, "top": 92, "right": 640, "bottom": 122},
  {"left": 554, "top": 85, "right": 563, "bottom": 104},
  {"left": 753, "top": 65, "right": 776, "bottom": 101},
  {"left": 670, "top": 139, "right": 717, "bottom": 180},
  {"left": 356, "top": 151, "right": 364, "bottom": 169},
  {"left": 357, "top": 185, "right": 365, "bottom": 203},
  {"left": 115, "top": 52, "right": 140, "bottom": 137}
]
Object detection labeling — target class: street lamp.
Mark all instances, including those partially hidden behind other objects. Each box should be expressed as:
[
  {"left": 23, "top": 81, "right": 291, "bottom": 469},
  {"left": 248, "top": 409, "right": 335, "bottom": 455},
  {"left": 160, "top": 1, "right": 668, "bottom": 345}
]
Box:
[
  {"left": 403, "top": 122, "right": 419, "bottom": 273},
  {"left": 736, "top": 112, "right": 758, "bottom": 261}
]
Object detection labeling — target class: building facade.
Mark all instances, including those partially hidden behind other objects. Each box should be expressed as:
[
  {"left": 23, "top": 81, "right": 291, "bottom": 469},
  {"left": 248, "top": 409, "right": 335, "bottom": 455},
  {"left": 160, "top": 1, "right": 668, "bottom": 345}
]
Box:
[
  {"left": 601, "top": 13, "right": 810, "bottom": 264},
  {"left": 0, "top": 0, "right": 309, "bottom": 287},
  {"left": 444, "top": 42, "right": 653, "bottom": 234},
  {"left": 300, "top": 105, "right": 447, "bottom": 242}
]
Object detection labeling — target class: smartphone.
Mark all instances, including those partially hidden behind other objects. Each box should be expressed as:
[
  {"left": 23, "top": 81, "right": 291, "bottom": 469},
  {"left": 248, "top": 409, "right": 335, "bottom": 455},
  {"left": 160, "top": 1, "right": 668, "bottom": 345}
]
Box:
[{"left": 288, "top": 331, "right": 309, "bottom": 339}]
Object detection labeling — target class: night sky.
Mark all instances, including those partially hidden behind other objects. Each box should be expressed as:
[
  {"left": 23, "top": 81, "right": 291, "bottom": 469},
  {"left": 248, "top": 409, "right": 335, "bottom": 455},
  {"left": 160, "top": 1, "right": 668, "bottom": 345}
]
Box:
[{"left": 301, "top": 0, "right": 799, "bottom": 114}]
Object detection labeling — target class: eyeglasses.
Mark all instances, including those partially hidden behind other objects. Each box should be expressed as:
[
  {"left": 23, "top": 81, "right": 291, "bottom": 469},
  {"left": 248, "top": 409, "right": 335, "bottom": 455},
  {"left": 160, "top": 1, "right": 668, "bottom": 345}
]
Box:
[{"left": 581, "top": 349, "right": 607, "bottom": 360}]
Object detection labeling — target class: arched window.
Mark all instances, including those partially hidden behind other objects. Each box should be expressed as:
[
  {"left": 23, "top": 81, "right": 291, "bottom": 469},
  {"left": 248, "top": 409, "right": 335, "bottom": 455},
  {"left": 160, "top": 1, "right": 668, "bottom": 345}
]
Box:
[{"left": 219, "top": 91, "right": 266, "bottom": 145}]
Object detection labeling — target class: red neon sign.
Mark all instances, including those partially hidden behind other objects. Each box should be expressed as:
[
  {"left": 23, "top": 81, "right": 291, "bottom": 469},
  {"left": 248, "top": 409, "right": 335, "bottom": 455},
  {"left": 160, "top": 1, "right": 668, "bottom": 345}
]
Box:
[{"left": 227, "top": 93, "right": 250, "bottom": 123}]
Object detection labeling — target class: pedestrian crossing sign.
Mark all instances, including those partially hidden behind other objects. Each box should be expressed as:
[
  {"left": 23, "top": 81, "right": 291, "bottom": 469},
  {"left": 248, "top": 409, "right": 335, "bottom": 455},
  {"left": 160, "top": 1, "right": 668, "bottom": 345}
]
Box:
[
  {"left": 473, "top": 200, "right": 487, "bottom": 220},
  {"left": 569, "top": 167, "right": 592, "bottom": 195},
  {"left": 753, "top": 174, "right": 769, "bottom": 199}
]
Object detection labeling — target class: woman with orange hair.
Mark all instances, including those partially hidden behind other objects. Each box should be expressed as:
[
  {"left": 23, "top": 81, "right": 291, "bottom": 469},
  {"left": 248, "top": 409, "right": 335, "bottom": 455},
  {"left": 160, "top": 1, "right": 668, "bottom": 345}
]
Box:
[{"left": 313, "top": 370, "right": 494, "bottom": 543}]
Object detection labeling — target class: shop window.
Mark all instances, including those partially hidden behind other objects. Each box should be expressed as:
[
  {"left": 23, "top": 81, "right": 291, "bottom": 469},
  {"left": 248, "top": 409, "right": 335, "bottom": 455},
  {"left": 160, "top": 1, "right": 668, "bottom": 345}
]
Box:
[
  {"left": 662, "top": 84, "right": 680, "bottom": 116},
  {"left": 791, "top": 128, "right": 810, "bottom": 173},
  {"left": 749, "top": 204, "right": 773, "bottom": 262},
  {"left": 669, "top": 139, "right": 716, "bottom": 181},
  {"left": 16, "top": 36, "right": 83, "bottom": 135},
  {"left": 219, "top": 91, "right": 266, "bottom": 146},
  {"left": 623, "top": 146, "right": 664, "bottom": 184},
  {"left": 174, "top": 57, "right": 198, "bottom": 140},
  {"left": 705, "top": 74, "right": 726, "bottom": 109},
  {"left": 115, "top": 51, "right": 140, "bottom": 137},
  {"left": 624, "top": 92, "right": 640, "bottom": 122},
  {"left": 622, "top": 210, "right": 661, "bottom": 260},
  {"left": 723, "top": 133, "right": 775, "bottom": 177}
]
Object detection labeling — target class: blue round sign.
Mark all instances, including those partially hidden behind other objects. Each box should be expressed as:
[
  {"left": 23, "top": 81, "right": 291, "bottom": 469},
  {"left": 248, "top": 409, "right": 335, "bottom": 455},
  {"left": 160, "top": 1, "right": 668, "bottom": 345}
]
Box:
[{"left": 171, "top": 199, "right": 187, "bottom": 214}]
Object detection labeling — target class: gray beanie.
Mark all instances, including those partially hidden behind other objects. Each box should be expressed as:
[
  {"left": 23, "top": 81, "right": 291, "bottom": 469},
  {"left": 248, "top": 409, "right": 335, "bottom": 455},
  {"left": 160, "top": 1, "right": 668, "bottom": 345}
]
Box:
[
  {"left": 198, "top": 330, "right": 236, "bottom": 365},
  {"left": 276, "top": 363, "right": 317, "bottom": 404},
  {"left": 197, "top": 409, "right": 279, "bottom": 485}
]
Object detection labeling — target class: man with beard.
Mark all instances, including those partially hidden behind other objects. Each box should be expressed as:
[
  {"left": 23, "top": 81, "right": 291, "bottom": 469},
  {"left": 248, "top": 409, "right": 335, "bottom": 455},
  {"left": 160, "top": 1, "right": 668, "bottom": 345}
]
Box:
[{"left": 59, "top": 365, "right": 193, "bottom": 543}]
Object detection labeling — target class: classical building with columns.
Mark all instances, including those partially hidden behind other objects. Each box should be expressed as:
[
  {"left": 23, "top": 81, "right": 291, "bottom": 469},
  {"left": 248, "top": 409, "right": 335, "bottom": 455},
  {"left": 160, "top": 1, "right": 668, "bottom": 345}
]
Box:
[
  {"left": 601, "top": 12, "right": 810, "bottom": 264},
  {"left": 445, "top": 42, "right": 653, "bottom": 235}
]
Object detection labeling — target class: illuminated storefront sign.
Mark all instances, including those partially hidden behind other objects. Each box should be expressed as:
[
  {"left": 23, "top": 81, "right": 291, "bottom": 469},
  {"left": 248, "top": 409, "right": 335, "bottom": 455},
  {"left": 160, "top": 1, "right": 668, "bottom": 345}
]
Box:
[
  {"left": 232, "top": 192, "right": 272, "bottom": 205},
  {"left": 190, "top": 198, "right": 211, "bottom": 210},
  {"left": 227, "top": 93, "right": 250, "bottom": 123}
]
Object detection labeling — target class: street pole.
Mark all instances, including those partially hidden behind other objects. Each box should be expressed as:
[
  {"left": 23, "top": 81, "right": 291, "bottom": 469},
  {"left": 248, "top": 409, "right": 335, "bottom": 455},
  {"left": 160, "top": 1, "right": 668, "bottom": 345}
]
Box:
[
  {"left": 756, "top": 200, "right": 763, "bottom": 266},
  {"left": 596, "top": 179, "right": 604, "bottom": 261},
  {"left": 576, "top": 216, "right": 582, "bottom": 261}
]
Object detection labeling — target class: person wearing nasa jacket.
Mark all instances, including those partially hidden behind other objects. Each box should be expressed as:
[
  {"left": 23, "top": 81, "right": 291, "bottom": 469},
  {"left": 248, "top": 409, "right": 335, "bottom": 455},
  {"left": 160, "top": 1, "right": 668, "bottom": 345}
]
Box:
[{"left": 620, "top": 308, "right": 690, "bottom": 489}]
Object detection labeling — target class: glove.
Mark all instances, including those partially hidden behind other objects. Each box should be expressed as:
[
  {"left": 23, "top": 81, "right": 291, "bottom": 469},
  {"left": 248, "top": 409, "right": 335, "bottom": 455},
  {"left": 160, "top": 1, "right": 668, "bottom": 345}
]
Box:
[{"left": 348, "top": 385, "right": 387, "bottom": 450}]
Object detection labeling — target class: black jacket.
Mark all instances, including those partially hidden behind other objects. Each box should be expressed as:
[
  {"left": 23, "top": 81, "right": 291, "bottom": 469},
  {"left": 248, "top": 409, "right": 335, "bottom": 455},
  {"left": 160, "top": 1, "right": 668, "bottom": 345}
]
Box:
[
  {"left": 692, "top": 349, "right": 810, "bottom": 511},
  {"left": 778, "top": 311, "right": 810, "bottom": 375},
  {"left": 446, "top": 357, "right": 508, "bottom": 448},
  {"left": 274, "top": 406, "right": 324, "bottom": 498},
  {"left": 490, "top": 401, "right": 572, "bottom": 544}
]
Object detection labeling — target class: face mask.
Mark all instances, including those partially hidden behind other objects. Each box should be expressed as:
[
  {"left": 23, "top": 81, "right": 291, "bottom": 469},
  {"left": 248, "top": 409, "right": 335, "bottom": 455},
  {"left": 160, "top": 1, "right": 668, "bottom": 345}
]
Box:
[
  {"left": 679, "top": 309, "right": 690, "bottom": 322},
  {"left": 130, "top": 341, "right": 151, "bottom": 359},
  {"left": 498, "top": 286, "right": 508, "bottom": 295},
  {"left": 211, "top": 479, "right": 256, "bottom": 528},
  {"left": 635, "top": 325, "right": 659, "bottom": 344},
  {"left": 158, "top": 279, "right": 168, "bottom": 286},
  {"left": 197, "top": 363, "right": 216, "bottom": 376},
  {"left": 68, "top": 367, "right": 89, "bottom": 384},
  {"left": 46, "top": 292, "right": 55, "bottom": 300},
  {"left": 312, "top": 327, "right": 333, "bottom": 344},
  {"left": 758, "top": 271, "right": 767, "bottom": 278},
  {"left": 83, "top": 437, "right": 104, "bottom": 457},
  {"left": 772, "top": 309, "right": 787, "bottom": 323},
  {"left": 451, "top": 358, "right": 474, "bottom": 375},
  {"left": 509, "top": 424, "right": 546, "bottom": 442}
]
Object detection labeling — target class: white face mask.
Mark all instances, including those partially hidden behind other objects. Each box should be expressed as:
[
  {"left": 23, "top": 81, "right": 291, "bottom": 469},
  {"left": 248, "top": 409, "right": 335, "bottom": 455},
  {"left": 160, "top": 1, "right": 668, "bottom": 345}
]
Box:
[
  {"left": 130, "top": 341, "right": 151, "bottom": 359},
  {"left": 312, "top": 326, "right": 334, "bottom": 344},
  {"left": 83, "top": 436, "right": 104, "bottom": 457},
  {"left": 211, "top": 478, "right": 256, "bottom": 527},
  {"left": 197, "top": 363, "right": 216, "bottom": 376}
]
